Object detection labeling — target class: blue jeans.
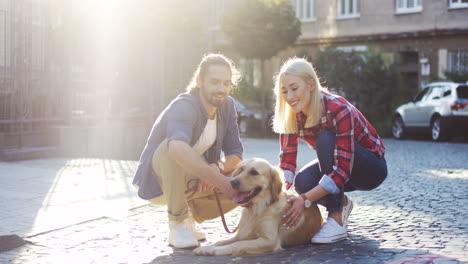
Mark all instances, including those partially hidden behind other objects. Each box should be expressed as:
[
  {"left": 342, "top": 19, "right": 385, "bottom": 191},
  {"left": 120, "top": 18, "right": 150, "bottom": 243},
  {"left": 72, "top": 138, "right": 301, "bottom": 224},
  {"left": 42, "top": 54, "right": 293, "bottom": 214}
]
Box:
[{"left": 294, "top": 130, "right": 387, "bottom": 212}]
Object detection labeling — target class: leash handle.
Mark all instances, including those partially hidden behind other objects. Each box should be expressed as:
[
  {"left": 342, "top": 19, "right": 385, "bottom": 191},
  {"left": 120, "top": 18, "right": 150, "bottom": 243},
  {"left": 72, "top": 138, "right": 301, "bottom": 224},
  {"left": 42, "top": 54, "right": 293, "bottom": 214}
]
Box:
[
  {"left": 213, "top": 191, "right": 239, "bottom": 234},
  {"left": 185, "top": 179, "right": 199, "bottom": 200},
  {"left": 185, "top": 179, "right": 239, "bottom": 234}
]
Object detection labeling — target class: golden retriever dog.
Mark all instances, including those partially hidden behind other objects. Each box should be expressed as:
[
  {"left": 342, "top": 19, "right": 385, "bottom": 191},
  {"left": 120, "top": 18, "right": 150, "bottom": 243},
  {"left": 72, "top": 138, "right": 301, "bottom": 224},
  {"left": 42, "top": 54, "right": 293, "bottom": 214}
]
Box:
[{"left": 193, "top": 158, "right": 323, "bottom": 256}]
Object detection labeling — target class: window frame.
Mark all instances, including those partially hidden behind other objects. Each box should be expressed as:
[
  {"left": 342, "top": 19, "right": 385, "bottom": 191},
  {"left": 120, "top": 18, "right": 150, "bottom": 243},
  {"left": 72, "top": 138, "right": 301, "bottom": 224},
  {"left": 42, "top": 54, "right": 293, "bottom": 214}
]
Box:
[
  {"left": 296, "top": 0, "right": 316, "bottom": 22},
  {"left": 449, "top": 0, "right": 468, "bottom": 9},
  {"left": 414, "top": 87, "right": 430, "bottom": 102},
  {"left": 336, "top": 0, "right": 360, "bottom": 20},
  {"left": 395, "top": 0, "right": 423, "bottom": 15},
  {"left": 447, "top": 50, "right": 468, "bottom": 75},
  {"left": 424, "top": 86, "right": 445, "bottom": 101}
]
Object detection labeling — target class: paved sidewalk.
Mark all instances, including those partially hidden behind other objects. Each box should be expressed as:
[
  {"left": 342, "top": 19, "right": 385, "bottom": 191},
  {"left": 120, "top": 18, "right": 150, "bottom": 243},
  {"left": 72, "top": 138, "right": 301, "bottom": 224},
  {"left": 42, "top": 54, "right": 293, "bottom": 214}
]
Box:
[
  {"left": 0, "top": 138, "right": 467, "bottom": 263},
  {"left": 0, "top": 158, "right": 146, "bottom": 238}
]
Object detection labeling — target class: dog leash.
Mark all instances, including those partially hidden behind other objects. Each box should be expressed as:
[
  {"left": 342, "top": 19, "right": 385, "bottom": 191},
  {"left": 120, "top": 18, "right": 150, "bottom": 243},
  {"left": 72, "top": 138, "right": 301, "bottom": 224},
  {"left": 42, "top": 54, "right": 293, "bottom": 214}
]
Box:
[
  {"left": 186, "top": 179, "right": 239, "bottom": 234},
  {"left": 213, "top": 191, "right": 239, "bottom": 234},
  {"left": 185, "top": 179, "right": 198, "bottom": 200}
]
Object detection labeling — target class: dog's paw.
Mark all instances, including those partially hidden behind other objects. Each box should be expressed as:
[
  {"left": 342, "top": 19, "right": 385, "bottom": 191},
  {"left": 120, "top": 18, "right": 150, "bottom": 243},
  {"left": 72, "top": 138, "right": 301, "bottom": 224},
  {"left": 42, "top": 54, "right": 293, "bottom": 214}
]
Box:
[
  {"left": 193, "top": 246, "right": 216, "bottom": 256},
  {"left": 210, "top": 245, "right": 233, "bottom": 256}
]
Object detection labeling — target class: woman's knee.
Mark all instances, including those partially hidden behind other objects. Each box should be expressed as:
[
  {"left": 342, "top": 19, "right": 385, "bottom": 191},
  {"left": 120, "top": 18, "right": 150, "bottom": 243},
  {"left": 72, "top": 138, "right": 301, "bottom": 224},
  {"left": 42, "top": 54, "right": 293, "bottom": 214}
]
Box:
[
  {"left": 294, "top": 165, "right": 321, "bottom": 194},
  {"left": 294, "top": 173, "right": 310, "bottom": 194}
]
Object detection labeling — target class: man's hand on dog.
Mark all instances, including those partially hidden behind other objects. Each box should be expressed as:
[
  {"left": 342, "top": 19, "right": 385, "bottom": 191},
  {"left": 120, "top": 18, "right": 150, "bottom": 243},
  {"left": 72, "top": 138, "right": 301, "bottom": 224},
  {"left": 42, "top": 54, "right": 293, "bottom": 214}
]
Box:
[
  {"left": 283, "top": 195, "right": 305, "bottom": 228},
  {"left": 197, "top": 163, "right": 238, "bottom": 200},
  {"left": 197, "top": 180, "right": 217, "bottom": 192},
  {"left": 196, "top": 163, "right": 221, "bottom": 192}
]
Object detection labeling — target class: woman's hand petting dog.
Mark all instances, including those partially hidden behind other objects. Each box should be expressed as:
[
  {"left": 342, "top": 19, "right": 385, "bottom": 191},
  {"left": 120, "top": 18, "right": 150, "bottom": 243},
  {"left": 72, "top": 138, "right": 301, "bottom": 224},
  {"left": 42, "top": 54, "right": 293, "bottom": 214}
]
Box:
[{"left": 283, "top": 195, "right": 305, "bottom": 228}]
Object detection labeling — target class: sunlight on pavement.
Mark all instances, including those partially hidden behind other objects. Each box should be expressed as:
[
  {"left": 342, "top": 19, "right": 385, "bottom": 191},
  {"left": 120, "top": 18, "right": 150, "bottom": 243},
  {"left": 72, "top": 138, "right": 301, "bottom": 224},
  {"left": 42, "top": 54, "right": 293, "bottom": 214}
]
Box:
[
  {"left": 0, "top": 158, "right": 147, "bottom": 237},
  {"left": 422, "top": 169, "right": 468, "bottom": 180},
  {"left": 29, "top": 159, "right": 146, "bottom": 235}
]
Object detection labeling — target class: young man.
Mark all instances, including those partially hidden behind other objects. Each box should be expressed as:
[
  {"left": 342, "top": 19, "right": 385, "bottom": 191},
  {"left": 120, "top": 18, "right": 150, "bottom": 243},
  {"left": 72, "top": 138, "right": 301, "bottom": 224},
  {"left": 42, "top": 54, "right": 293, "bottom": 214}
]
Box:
[{"left": 133, "top": 54, "right": 243, "bottom": 248}]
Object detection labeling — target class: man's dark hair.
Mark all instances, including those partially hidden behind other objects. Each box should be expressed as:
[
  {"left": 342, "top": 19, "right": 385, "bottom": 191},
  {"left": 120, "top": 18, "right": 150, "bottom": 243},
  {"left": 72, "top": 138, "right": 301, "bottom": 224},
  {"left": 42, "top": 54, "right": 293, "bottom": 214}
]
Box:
[{"left": 186, "top": 53, "right": 241, "bottom": 92}]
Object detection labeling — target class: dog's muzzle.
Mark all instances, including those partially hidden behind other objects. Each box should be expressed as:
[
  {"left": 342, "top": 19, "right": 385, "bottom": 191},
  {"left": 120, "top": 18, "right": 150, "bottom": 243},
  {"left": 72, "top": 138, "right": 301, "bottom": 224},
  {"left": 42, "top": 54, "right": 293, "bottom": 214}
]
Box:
[{"left": 230, "top": 178, "right": 240, "bottom": 190}]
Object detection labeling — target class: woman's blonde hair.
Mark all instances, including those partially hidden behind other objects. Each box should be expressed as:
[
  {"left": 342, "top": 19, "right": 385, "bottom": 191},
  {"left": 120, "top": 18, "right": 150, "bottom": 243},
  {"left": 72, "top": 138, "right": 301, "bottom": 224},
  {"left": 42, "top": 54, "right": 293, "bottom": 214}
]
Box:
[
  {"left": 273, "top": 57, "right": 324, "bottom": 134},
  {"left": 186, "top": 53, "right": 241, "bottom": 92}
]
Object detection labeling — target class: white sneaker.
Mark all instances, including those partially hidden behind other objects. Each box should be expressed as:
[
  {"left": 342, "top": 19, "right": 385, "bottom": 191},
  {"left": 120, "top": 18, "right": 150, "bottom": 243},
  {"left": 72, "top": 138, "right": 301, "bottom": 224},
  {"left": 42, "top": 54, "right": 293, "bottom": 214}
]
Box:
[
  {"left": 168, "top": 220, "right": 200, "bottom": 248},
  {"left": 311, "top": 218, "right": 347, "bottom": 244},
  {"left": 185, "top": 217, "right": 206, "bottom": 241},
  {"left": 342, "top": 195, "right": 354, "bottom": 227}
]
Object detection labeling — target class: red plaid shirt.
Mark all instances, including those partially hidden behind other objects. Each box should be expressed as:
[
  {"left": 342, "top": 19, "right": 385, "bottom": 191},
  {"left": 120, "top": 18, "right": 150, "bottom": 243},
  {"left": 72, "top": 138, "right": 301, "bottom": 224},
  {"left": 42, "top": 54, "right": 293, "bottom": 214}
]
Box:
[{"left": 279, "top": 91, "right": 385, "bottom": 189}]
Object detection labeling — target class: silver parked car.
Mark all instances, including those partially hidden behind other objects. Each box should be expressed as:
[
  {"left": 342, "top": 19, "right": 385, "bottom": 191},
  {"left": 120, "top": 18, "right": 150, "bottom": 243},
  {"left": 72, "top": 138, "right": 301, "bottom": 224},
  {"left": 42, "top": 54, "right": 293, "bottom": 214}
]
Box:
[{"left": 392, "top": 81, "right": 468, "bottom": 141}]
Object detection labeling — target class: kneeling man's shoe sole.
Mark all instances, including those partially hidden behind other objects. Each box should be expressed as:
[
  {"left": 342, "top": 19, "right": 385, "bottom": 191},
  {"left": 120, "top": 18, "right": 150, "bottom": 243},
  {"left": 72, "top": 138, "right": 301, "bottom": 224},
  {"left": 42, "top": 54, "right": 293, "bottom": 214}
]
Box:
[
  {"left": 168, "top": 220, "right": 200, "bottom": 248},
  {"left": 311, "top": 218, "right": 347, "bottom": 244}
]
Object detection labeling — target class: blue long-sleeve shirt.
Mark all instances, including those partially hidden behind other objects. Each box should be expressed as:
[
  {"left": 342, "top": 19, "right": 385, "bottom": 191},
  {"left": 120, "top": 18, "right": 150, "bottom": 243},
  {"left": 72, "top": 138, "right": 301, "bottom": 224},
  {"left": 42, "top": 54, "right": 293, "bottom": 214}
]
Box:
[{"left": 132, "top": 90, "right": 243, "bottom": 200}]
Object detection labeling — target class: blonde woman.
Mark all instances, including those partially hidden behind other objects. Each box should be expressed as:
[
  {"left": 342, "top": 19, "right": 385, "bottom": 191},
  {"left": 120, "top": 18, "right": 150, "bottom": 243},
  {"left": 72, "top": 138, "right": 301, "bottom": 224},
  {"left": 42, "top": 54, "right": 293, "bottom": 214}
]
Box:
[{"left": 273, "top": 58, "right": 387, "bottom": 243}]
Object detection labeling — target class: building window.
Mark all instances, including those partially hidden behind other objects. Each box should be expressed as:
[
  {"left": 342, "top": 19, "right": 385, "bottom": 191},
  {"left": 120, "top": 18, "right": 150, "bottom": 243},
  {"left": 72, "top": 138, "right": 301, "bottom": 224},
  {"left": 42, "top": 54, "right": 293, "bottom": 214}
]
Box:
[
  {"left": 396, "top": 0, "right": 423, "bottom": 14},
  {"left": 296, "top": 0, "right": 315, "bottom": 22},
  {"left": 335, "top": 45, "right": 369, "bottom": 53},
  {"left": 448, "top": 50, "right": 468, "bottom": 74},
  {"left": 449, "top": 0, "right": 468, "bottom": 9},
  {"left": 337, "top": 0, "right": 360, "bottom": 19},
  {"left": 0, "top": 3, "right": 10, "bottom": 68}
]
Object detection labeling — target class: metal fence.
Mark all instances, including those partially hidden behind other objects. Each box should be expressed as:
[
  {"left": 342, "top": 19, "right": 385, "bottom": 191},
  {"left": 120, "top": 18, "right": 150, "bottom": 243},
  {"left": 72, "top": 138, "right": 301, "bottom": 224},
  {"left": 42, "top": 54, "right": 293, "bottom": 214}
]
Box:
[
  {"left": 0, "top": 0, "right": 210, "bottom": 160},
  {"left": 0, "top": 0, "right": 63, "bottom": 152}
]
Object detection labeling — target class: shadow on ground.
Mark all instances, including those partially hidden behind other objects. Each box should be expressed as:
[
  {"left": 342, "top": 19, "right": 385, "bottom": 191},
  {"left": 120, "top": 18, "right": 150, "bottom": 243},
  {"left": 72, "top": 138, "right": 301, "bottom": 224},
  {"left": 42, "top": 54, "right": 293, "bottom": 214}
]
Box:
[{"left": 149, "top": 234, "right": 459, "bottom": 264}]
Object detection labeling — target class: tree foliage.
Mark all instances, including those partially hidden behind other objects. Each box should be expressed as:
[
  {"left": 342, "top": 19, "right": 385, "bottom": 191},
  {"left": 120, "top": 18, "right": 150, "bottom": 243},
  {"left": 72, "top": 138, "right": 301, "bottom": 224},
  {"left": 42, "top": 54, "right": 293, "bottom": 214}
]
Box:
[
  {"left": 314, "top": 48, "right": 407, "bottom": 136},
  {"left": 223, "top": 0, "right": 301, "bottom": 117},
  {"left": 444, "top": 71, "right": 468, "bottom": 83},
  {"left": 222, "top": 0, "right": 301, "bottom": 61}
]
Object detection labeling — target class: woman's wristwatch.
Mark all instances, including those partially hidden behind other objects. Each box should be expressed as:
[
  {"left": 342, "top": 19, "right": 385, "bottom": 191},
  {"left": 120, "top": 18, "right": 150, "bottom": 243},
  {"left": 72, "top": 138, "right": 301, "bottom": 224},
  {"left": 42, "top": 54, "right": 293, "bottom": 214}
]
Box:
[
  {"left": 300, "top": 193, "right": 312, "bottom": 208},
  {"left": 217, "top": 161, "right": 225, "bottom": 172}
]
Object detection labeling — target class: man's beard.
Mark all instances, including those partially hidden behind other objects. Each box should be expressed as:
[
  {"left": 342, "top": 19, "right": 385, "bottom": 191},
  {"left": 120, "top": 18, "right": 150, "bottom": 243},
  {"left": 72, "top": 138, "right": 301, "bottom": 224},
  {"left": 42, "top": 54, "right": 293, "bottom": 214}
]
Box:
[{"left": 201, "top": 88, "right": 227, "bottom": 108}]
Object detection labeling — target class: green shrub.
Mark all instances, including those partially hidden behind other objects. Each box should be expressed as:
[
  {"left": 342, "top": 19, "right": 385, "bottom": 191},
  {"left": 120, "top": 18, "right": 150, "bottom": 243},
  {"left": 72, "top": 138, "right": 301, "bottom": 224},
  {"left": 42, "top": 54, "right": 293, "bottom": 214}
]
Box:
[
  {"left": 444, "top": 71, "right": 468, "bottom": 83},
  {"left": 313, "top": 48, "right": 407, "bottom": 138}
]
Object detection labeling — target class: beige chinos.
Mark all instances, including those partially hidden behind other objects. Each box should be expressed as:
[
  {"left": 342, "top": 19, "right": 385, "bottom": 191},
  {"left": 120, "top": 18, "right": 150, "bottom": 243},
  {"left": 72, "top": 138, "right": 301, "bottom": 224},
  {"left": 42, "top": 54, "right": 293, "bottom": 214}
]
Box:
[{"left": 149, "top": 139, "right": 238, "bottom": 223}]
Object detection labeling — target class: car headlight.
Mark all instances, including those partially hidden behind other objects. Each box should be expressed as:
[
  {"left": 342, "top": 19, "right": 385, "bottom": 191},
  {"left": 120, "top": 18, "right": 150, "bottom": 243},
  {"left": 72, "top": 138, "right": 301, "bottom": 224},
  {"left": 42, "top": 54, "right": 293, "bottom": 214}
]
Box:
[{"left": 254, "top": 113, "right": 262, "bottom": 120}]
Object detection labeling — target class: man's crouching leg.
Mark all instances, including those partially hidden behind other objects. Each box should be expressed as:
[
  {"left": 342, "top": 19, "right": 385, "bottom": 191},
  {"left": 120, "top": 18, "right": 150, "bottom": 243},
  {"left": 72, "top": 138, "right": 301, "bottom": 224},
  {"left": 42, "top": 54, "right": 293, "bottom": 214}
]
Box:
[{"left": 152, "top": 140, "right": 201, "bottom": 249}]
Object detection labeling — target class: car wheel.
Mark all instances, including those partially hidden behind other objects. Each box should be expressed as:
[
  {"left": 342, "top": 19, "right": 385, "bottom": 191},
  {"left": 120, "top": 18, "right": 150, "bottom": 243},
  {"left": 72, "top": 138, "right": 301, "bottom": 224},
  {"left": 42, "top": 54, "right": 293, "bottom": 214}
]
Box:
[
  {"left": 239, "top": 119, "right": 248, "bottom": 135},
  {"left": 431, "top": 117, "right": 449, "bottom": 141},
  {"left": 391, "top": 117, "right": 405, "bottom": 139}
]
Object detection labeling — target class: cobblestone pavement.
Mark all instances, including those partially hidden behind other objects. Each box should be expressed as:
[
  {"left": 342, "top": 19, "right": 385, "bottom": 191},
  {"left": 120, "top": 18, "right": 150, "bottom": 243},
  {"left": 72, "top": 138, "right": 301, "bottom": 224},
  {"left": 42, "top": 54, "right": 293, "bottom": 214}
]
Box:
[{"left": 0, "top": 138, "right": 467, "bottom": 263}]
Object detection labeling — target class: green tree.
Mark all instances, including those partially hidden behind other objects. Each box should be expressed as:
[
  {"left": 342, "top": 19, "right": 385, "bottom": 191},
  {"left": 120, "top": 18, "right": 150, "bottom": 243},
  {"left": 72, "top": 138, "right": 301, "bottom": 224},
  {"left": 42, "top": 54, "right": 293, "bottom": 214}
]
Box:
[
  {"left": 314, "top": 48, "right": 405, "bottom": 136},
  {"left": 222, "top": 0, "right": 301, "bottom": 116},
  {"left": 444, "top": 71, "right": 468, "bottom": 82}
]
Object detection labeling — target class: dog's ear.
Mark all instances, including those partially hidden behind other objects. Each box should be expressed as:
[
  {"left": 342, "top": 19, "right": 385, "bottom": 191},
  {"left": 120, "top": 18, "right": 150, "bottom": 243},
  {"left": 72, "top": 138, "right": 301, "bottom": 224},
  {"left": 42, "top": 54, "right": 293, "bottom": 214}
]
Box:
[{"left": 269, "top": 166, "right": 284, "bottom": 203}]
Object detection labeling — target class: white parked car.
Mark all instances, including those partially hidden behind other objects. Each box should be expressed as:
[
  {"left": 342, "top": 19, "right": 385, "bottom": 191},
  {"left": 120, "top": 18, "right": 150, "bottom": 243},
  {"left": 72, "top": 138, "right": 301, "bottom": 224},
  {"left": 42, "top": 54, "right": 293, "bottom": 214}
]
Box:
[{"left": 391, "top": 81, "right": 468, "bottom": 141}]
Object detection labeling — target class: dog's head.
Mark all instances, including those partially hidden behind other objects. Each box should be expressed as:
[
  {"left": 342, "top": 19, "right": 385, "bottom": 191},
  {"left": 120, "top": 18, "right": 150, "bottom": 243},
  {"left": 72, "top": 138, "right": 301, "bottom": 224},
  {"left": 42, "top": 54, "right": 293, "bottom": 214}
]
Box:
[{"left": 230, "top": 158, "right": 284, "bottom": 205}]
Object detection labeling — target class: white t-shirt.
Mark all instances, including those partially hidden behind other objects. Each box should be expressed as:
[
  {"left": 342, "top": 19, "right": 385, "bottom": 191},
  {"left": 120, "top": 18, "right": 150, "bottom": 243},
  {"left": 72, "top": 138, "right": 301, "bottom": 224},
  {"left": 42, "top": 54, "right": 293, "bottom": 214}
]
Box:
[{"left": 192, "top": 115, "right": 217, "bottom": 155}]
